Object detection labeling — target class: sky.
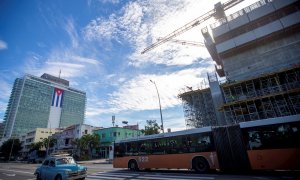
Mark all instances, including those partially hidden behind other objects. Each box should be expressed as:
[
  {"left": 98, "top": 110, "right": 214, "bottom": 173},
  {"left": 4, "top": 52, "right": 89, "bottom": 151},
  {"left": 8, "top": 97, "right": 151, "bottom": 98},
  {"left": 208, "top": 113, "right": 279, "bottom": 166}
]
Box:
[{"left": 0, "top": 0, "right": 257, "bottom": 132}]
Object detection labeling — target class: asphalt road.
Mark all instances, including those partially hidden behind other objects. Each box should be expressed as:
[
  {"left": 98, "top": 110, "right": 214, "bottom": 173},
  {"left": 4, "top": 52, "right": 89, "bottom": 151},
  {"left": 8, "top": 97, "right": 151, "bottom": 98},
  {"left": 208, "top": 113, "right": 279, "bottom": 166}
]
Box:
[{"left": 0, "top": 162, "right": 298, "bottom": 180}]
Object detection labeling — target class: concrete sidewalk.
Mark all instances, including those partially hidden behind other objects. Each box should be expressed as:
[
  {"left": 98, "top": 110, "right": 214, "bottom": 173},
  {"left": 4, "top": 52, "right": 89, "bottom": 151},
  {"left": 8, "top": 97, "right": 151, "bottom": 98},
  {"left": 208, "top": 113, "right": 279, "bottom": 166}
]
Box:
[{"left": 77, "top": 158, "right": 112, "bottom": 164}]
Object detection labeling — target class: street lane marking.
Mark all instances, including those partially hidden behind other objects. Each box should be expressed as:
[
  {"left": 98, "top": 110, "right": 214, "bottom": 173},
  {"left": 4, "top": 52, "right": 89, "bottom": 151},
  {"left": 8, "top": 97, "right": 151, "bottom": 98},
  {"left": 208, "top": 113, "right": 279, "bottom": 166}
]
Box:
[
  {"left": 87, "top": 171, "right": 215, "bottom": 180},
  {"left": 2, "top": 173, "right": 15, "bottom": 176},
  {"left": 93, "top": 172, "right": 133, "bottom": 178},
  {"left": 141, "top": 174, "right": 215, "bottom": 179},
  {"left": 94, "top": 172, "right": 139, "bottom": 176},
  {"left": 87, "top": 175, "right": 124, "bottom": 179},
  {"left": 0, "top": 168, "right": 33, "bottom": 174},
  {"left": 141, "top": 176, "right": 214, "bottom": 180}
]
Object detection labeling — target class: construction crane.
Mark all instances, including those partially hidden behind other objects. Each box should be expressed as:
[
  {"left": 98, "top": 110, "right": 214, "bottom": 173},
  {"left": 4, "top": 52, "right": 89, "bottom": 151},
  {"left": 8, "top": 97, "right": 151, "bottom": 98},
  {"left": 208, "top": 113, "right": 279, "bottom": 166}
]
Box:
[
  {"left": 157, "top": 38, "right": 205, "bottom": 47},
  {"left": 141, "top": 0, "right": 245, "bottom": 54}
]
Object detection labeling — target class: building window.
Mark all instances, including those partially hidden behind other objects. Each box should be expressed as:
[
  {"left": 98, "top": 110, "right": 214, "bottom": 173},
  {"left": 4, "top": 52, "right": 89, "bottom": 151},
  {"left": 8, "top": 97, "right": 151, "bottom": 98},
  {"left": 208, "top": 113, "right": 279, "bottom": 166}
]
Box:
[
  {"left": 65, "top": 139, "right": 70, "bottom": 145},
  {"left": 85, "top": 130, "right": 88, "bottom": 134},
  {"left": 102, "top": 133, "right": 106, "bottom": 138},
  {"left": 113, "top": 132, "right": 117, "bottom": 137},
  {"left": 118, "top": 132, "right": 120, "bottom": 136}
]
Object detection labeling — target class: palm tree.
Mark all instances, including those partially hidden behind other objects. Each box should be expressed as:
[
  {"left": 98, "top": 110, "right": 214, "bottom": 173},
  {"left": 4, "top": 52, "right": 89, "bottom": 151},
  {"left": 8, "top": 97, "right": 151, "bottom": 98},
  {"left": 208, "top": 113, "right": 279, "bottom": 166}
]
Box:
[
  {"left": 81, "top": 134, "right": 100, "bottom": 159},
  {"left": 42, "top": 137, "right": 57, "bottom": 155},
  {"left": 29, "top": 142, "right": 43, "bottom": 152},
  {"left": 71, "top": 138, "right": 82, "bottom": 160},
  {"left": 76, "top": 134, "right": 100, "bottom": 160}
]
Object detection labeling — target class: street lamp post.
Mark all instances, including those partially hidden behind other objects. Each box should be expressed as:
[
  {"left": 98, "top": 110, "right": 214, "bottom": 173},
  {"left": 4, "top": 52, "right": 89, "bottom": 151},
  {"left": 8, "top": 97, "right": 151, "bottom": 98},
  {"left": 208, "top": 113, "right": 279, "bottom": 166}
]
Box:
[
  {"left": 150, "top": 80, "right": 164, "bottom": 133},
  {"left": 9, "top": 137, "right": 15, "bottom": 161}
]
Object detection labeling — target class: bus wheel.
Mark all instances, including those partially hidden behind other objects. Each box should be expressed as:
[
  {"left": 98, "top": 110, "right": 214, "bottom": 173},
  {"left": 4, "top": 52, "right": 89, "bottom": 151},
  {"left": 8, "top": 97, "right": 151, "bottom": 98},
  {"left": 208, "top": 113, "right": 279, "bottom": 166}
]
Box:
[
  {"left": 192, "top": 157, "right": 209, "bottom": 173},
  {"left": 128, "top": 160, "right": 139, "bottom": 171}
]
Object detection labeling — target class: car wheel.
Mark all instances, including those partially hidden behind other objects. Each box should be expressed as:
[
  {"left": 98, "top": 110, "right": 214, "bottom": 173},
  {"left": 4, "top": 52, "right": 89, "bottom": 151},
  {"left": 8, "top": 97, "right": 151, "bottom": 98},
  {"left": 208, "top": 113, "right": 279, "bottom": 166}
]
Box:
[
  {"left": 55, "top": 174, "right": 62, "bottom": 180},
  {"left": 35, "top": 173, "right": 41, "bottom": 180}
]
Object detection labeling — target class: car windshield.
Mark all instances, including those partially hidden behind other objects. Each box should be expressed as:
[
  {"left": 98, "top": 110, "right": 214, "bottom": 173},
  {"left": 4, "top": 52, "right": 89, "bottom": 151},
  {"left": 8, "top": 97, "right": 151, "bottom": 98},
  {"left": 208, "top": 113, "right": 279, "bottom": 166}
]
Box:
[{"left": 56, "top": 157, "right": 76, "bottom": 165}]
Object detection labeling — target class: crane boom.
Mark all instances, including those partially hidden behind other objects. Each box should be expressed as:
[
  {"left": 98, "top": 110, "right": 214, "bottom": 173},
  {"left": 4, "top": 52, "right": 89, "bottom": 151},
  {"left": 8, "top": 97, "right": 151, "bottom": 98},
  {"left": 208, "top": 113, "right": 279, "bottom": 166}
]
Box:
[
  {"left": 141, "top": 0, "right": 245, "bottom": 54},
  {"left": 169, "top": 39, "right": 205, "bottom": 47}
]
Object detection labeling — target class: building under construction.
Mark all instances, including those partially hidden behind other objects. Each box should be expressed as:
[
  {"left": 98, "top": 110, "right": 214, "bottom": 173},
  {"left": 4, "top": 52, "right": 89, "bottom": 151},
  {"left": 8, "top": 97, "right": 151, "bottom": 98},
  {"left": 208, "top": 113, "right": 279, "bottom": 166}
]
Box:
[
  {"left": 179, "top": 0, "right": 300, "bottom": 128},
  {"left": 179, "top": 87, "right": 218, "bottom": 128}
]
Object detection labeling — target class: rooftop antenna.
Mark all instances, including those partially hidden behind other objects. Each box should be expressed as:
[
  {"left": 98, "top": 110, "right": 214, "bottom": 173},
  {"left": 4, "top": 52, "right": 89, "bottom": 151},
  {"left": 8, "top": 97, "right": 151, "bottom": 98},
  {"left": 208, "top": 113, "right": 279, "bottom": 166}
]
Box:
[
  {"left": 112, "top": 115, "right": 115, "bottom": 127},
  {"left": 59, "top": 69, "right": 61, "bottom": 78}
]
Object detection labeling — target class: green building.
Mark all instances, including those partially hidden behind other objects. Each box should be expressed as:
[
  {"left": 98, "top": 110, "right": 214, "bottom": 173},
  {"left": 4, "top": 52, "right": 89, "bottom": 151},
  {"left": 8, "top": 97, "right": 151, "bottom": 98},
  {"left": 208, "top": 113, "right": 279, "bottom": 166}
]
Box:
[
  {"left": 1, "top": 73, "right": 86, "bottom": 138},
  {"left": 93, "top": 126, "right": 143, "bottom": 159}
]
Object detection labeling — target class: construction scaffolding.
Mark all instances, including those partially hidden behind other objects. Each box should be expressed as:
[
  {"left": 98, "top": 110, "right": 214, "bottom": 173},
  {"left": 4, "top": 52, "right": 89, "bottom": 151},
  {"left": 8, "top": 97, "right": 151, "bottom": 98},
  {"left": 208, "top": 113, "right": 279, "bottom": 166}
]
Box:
[
  {"left": 221, "top": 66, "right": 300, "bottom": 124},
  {"left": 179, "top": 88, "right": 217, "bottom": 128}
]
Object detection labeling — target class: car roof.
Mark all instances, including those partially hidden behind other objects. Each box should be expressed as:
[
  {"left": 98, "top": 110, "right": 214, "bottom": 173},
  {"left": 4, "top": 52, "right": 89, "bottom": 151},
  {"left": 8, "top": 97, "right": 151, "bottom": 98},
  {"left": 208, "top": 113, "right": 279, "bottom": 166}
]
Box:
[{"left": 44, "top": 156, "right": 73, "bottom": 160}]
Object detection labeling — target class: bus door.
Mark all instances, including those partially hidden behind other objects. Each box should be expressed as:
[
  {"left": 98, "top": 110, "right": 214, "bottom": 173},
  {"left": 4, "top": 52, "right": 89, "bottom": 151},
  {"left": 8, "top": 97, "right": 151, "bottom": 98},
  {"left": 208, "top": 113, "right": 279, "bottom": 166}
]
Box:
[{"left": 212, "top": 125, "right": 251, "bottom": 172}]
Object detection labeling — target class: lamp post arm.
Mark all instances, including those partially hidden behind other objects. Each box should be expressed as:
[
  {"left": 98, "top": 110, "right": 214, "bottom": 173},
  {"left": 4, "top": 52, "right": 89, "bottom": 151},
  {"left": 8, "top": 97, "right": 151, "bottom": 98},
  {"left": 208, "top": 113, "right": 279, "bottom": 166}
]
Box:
[{"left": 150, "top": 80, "right": 164, "bottom": 133}]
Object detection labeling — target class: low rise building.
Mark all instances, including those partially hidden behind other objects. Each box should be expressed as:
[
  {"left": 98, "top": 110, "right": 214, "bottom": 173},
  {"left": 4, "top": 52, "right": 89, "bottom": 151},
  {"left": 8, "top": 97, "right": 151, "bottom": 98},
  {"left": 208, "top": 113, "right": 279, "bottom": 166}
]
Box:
[
  {"left": 20, "top": 128, "right": 62, "bottom": 156},
  {"left": 93, "top": 126, "right": 143, "bottom": 159},
  {"left": 52, "top": 124, "right": 95, "bottom": 153}
]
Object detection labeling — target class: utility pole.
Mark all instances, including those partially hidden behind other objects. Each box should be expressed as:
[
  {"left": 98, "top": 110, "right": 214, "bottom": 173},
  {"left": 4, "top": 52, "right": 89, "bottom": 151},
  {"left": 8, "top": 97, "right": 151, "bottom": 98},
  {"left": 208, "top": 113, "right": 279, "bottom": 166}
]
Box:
[
  {"left": 9, "top": 137, "right": 15, "bottom": 161},
  {"left": 150, "top": 80, "right": 164, "bottom": 133}
]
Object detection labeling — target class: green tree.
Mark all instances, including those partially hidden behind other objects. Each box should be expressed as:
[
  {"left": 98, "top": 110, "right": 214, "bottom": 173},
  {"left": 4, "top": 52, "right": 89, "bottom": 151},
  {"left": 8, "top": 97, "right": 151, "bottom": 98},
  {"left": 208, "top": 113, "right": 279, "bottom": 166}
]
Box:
[
  {"left": 142, "top": 120, "right": 161, "bottom": 135},
  {"left": 81, "top": 134, "right": 100, "bottom": 160},
  {"left": 71, "top": 138, "right": 82, "bottom": 160},
  {"left": 29, "top": 142, "right": 43, "bottom": 152},
  {"left": 71, "top": 134, "right": 100, "bottom": 160},
  {"left": 0, "top": 138, "right": 22, "bottom": 160},
  {"left": 42, "top": 137, "right": 57, "bottom": 155}
]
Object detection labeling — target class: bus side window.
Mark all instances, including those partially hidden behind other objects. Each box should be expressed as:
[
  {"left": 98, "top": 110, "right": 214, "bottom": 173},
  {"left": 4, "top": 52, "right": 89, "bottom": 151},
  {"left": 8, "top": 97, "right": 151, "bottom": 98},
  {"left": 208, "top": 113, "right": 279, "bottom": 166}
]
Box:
[
  {"left": 150, "top": 139, "right": 166, "bottom": 155},
  {"left": 129, "top": 142, "right": 138, "bottom": 155},
  {"left": 138, "top": 141, "right": 146, "bottom": 155},
  {"left": 114, "top": 143, "right": 125, "bottom": 157},
  {"left": 167, "top": 138, "right": 178, "bottom": 154},
  {"left": 125, "top": 142, "right": 135, "bottom": 155},
  {"left": 247, "top": 130, "right": 262, "bottom": 150},
  {"left": 196, "top": 134, "right": 213, "bottom": 152},
  {"left": 125, "top": 143, "right": 130, "bottom": 155},
  {"left": 182, "top": 136, "right": 192, "bottom": 153}
]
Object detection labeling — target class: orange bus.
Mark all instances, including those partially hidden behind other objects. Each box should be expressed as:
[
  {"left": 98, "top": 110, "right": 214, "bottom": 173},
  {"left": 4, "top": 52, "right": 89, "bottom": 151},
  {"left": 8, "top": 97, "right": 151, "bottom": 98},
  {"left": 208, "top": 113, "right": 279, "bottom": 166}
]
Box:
[
  {"left": 113, "top": 118, "right": 300, "bottom": 172},
  {"left": 113, "top": 126, "right": 218, "bottom": 172},
  {"left": 240, "top": 117, "right": 300, "bottom": 171}
]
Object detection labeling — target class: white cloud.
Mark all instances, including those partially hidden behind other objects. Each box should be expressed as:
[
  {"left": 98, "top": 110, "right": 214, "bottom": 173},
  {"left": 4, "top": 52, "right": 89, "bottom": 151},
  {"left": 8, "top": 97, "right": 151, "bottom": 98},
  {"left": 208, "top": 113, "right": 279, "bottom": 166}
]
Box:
[
  {"left": 82, "top": 0, "right": 219, "bottom": 68},
  {"left": 83, "top": 16, "right": 118, "bottom": 41},
  {"left": 0, "top": 79, "right": 11, "bottom": 101},
  {"left": 64, "top": 18, "right": 79, "bottom": 48},
  {"left": 0, "top": 40, "right": 8, "bottom": 50},
  {"left": 108, "top": 65, "right": 214, "bottom": 112},
  {"left": 82, "top": 0, "right": 259, "bottom": 68},
  {"left": 24, "top": 47, "right": 103, "bottom": 79},
  {"left": 0, "top": 77, "right": 12, "bottom": 116},
  {"left": 72, "top": 55, "right": 100, "bottom": 65}
]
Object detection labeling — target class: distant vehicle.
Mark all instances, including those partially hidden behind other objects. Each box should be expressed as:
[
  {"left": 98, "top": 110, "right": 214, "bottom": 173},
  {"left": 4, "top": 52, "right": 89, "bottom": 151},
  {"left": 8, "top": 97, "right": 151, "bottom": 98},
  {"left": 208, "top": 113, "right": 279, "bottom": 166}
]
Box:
[
  {"left": 113, "top": 118, "right": 300, "bottom": 172},
  {"left": 34, "top": 154, "right": 87, "bottom": 180},
  {"left": 28, "top": 150, "right": 46, "bottom": 163}
]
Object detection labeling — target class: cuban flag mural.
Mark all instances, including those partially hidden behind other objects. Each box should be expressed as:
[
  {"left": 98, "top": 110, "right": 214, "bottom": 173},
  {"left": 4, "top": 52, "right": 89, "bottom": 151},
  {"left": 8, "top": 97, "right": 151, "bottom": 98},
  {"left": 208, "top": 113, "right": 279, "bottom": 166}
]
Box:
[
  {"left": 52, "top": 88, "right": 64, "bottom": 107},
  {"left": 48, "top": 87, "right": 64, "bottom": 128}
]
